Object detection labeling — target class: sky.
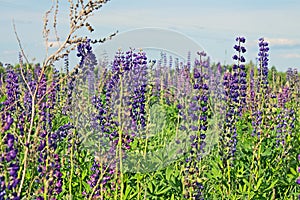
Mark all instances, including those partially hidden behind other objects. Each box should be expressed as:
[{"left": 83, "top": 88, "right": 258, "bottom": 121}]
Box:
[{"left": 0, "top": 0, "right": 300, "bottom": 71}]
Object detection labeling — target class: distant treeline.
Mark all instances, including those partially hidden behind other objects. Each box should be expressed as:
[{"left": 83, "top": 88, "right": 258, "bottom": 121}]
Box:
[{"left": 0, "top": 60, "right": 298, "bottom": 87}]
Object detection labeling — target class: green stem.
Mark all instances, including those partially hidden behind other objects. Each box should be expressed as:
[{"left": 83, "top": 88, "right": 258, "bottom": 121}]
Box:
[
  {"left": 143, "top": 84, "right": 152, "bottom": 158},
  {"left": 44, "top": 134, "right": 50, "bottom": 200},
  {"left": 118, "top": 75, "right": 124, "bottom": 200},
  {"left": 69, "top": 135, "right": 75, "bottom": 198},
  {"left": 227, "top": 159, "right": 231, "bottom": 196}
]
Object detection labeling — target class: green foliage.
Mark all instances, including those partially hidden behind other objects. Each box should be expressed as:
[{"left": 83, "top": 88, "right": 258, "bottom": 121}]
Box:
[{"left": 0, "top": 52, "right": 299, "bottom": 199}]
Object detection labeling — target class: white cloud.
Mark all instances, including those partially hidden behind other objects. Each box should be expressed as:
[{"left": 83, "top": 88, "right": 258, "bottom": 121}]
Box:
[
  {"left": 281, "top": 53, "right": 300, "bottom": 58},
  {"left": 89, "top": 6, "right": 300, "bottom": 37},
  {"left": 3, "top": 50, "right": 18, "bottom": 55},
  {"left": 265, "top": 38, "right": 300, "bottom": 46}
]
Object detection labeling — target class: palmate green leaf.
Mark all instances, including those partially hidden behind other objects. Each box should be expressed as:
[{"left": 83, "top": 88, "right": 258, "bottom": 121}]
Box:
[
  {"left": 236, "top": 165, "right": 246, "bottom": 178},
  {"left": 170, "top": 176, "right": 181, "bottom": 189},
  {"left": 243, "top": 184, "right": 247, "bottom": 193},
  {"left": 82, "top": 181, "right": 91, "bottom": 193},
  {"left": 155, "top": 186, "right": 172, "bottom": 196},
  {"left": 52, "top": 113, "right": 70, "bottom": 131},
  {"left": 171, "top": 193, "right": 175, "bottom": 200},
  {"left": 165, "top": 166, "right": 172, "bottom": 181},
  {"left": 209, "top": 161, "right": 222, "bottom": 180},
  {"left": 129, "top": 190, "right": 138, "bottom": 200},
  {"left": 148, "top": 181, "right": 154, "bottom": 194},
  {"left": 242, "top": 178, "right": 249, "bottom": 186},
  {"left": 287, "top": 173, "right": 295, "bottom": 183},
  {"left": 72, "top": 182, "right": 79, "bottom": 187},
  {"left": 26, "top": 168, "right": 31, "bottom": 180},
  {"left": 263, "top": 179, "right": 278, "bottom": 192},
  {"left": 237, "top": 184, "right": 243, "bottom": 193},
  {"left": 81, "top": 169, "right": 88, "bottom": 179},
  {"left": 262, "top": 148, "right": 272, "bottom": 157},
  {"left": 124, "top": 185, "right": 132, "bottom": 199},
  {"left": 0, "top": 94, "right": 6, "bottom": 104},
  {"left": 290, "top": 167, "right": 297, "bottom": 176},
  {"left": 254, "top": 177, "right": 264, "bottom": 191}
]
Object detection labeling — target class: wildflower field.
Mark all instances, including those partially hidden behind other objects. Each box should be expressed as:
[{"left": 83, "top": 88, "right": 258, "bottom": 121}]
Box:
[{"left": 0, "top": 1, "right": 300, "bottom": 200}]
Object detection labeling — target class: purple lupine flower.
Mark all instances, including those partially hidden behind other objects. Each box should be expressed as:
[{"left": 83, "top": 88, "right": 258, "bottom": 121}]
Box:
[
  {"left": 129, "top": 50, "right": 148, "bottom": 128},
  {"left": 232, "top": 36, "right": 247, "bottom": 115},
  {"left": 35, "top": 68, "right": 49, "bottom": 186},
  {"left": 23, "top": 77, "right": 36, "bottom": 114},
  {"left": 77, "top": 39, "right": 98, "bottom": 95},
  {"left": 209, "top": 62, "right": 223, "bottom": 106},
  {"left": 286, "top": 68, "right": 299, "bottom": 108},
  {"left": 77, "top": 39, "right": 96, "bottom": 68},
  {"left": 84, "top": 158, "right": 117, "bottom": 199},
  {"left": 37, "top": 153, "right": 64, "bottom": 199},
  {"left": 219, "top": 69, "right": 239, "bottom": 167},
  {"left": 182, "top": 52, "right": 210, "bottom": 199},
  {"left": 3, "top": 69, "right": 20, "bottom": 111},
  {"left": 275, "top": 80, "right": 296, "bottom": 148},
  {"left": 86, "top": 49, "right": 148, "bottom": 198},
  {"left": 0, "top": 69, "right": 22, "bottom": 199},
  {"left": 168, "top": 55, "right": 173, "bottom": 86},
  {"left": 248, "top": 66, "right": 256, "bottom": 110},
  {"left": 64, "top": 54, "right": 69, "bottom": 75},
  {"left": 175, "top": 64, "right": 192, "bottom": 100},
  {"left": 48, "top": 69, "right": 60, "bottom": 110},
  {"left": 63, "top": 75, "right": 76, "bottom": 115},
  {"left": 257, "top": 37, "right": 270, "bottom": 93},
  {"left": 31, "top": 67, "right": 68, "bottom": 199},
  {"left": 52, "top": 154, "right": 63, "bottom": 195},
  {"left": 1, "top": 69, "right": 21, "bottom": 135},
  {"left": 2, "top": 113, "right": 14, "bottom": 132},
  {"left": 0, "top": 133, "right": 20, "bottom": 199},
  {"left": 187, "top": 51, "right": 191, "bottom": 71},
  {"left": 297, "top": 154, "right": 300, "bottom": 193},
  {"left": 251, "top": 38, "right": 271, "bottom": 139}
]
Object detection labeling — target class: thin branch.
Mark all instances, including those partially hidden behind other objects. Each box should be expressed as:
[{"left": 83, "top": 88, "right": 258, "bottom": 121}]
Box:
[
  {"left": 12, "top": 19, "right": 30, "bottom": 65},
  {"left": 43, "top": 1, "right": 54, "bottom": 60},
  {"left": 53, "top": 0, "right": 61, "bottom": 45},
  {"left": 43, "top": 0, "right": 117, "bottom": 67}
]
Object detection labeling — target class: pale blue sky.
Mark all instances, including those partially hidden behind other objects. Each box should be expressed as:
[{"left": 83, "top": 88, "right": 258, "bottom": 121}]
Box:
[{"left": 0, "top": 0, "right": 300, "bottom": 71}]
